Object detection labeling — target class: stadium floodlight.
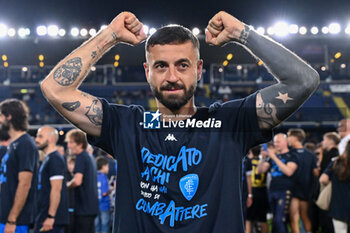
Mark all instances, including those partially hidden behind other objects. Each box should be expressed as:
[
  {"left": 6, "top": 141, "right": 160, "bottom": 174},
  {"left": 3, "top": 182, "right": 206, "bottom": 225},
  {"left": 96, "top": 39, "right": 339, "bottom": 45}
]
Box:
[
  {"left": 58, "top": 29, "right": 66, "bottom": 37},
  {"left": 18, "top": 27, "right": 27, "bottom": 38},
  {"left": 341, "top": 63, "right": 346, "bottom": 69},
  {"left": 149, "top": 27, "right": 157, "bottom": 35},
  {"left": 22, "top": 67, "right": 28, "bottom": 72},
  {"left": 322, "top": 26, "right": 329, "bottom": 34},
  {"left": 311, "top": 26, "right": 319, "bottom": 35},
  {"left": 192, "top": 27, "right": 200, "bottom": 36},
  {"left": 7, "top": 28, "right": 16, "bottom": 37},
  {"left": 321, "top": 66, "right": 326, "bottom": 71},
  {"left": 274, "top": 22, "right": 288, "bottom": 36},
  {"left": 345, "top": 25, "right": 350, "bottom": 34},
  {"left": 89, "top": 28, "right": 97, "bottom": 36},
  {"left": 80, "top": 28, "right": 88, "bottom": 37},
  {"left": 143, "top": 25, "right": 149, "bottom": 35},
  {"left": 299, "top": 26, "right": 307, "bottom": 35},
  {"left": 0, "top": 24, "right": 8, "bottom": 38},
  {"left": 91, "top": 66, "right": 96, "bottom": 71},
  {"left": 329, "top": 23, "right": 341, "bottom": 34},
  {"left": 237, "top": 65, "right": 243, "bottom": 71},
  {"left": 288, "top": 24, "right": 299, "bottom": 34},
  {"left": 36, "top": 25, "right": 47, "bottom": 36},
  {"left": 267, "top": 26, "right": 275, "bottom": 35},
  {"left": 256, "top": 27, "right": 265, "bottom": 35},
  {"left": 71, "top": 27, "right": 79, "bottom": 37},
  {"left": 48, "top": 25, "right": 59, "bottom": 37}
]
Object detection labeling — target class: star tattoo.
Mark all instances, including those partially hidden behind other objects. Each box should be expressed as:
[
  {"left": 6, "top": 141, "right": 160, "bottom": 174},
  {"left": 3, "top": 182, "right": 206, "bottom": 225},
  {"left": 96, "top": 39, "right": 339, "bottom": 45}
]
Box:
[{"left": 276, "top": 92, "right": 293, "bottom": 104}]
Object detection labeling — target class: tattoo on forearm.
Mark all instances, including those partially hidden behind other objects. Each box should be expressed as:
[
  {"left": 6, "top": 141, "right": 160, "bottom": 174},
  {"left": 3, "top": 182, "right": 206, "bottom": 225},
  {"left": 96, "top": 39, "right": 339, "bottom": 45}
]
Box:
[
  {"left": 112, "top": 32, "right": 117, "bottom": 41},
  {"left": 91, "top": 51, "right": 97, "bottom": 59},
  {"left": 238, "top": 24, "right": 250, "bottom": 45},
  {"left": 85, "top": 99, "right": 102, "bottom": 126},
  {"left": 53, "top": 57, "right": 82, "bottom": 86},
  {"left": 62, "top": 101, "right": 81, "bottom": 112}
]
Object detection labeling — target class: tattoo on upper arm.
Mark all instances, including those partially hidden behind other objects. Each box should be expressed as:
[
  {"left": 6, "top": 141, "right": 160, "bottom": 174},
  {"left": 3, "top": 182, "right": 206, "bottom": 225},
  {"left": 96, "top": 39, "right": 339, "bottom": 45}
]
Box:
[
  {"left": 91, "top": 51, "right": 97, "bottom": 59},
  {"left": 256, "top": 93, "right": 279, "bottom": 129},
  {"left": 62, "top": 101, "right": 81, "bottom": 112},
  {"left": 53, "top": 57, "right": 82, "bottom": 86},
  {"left": 85, "top": 99, "right": 102, "bottom": 126}
]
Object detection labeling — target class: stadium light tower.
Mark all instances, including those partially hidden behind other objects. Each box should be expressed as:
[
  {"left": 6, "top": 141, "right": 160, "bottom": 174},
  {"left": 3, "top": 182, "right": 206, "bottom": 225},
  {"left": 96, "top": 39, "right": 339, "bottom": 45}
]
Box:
[
  {"left": 18, "top": 27, "right": 27, "bottom": 38},
  {"left": 288, "top": 24, "right": 299, "bottom": 34},
  {"left": 143, "top": 25, "right": 149, "bottom": 35},
  {"left": 322, "top": 26, "right": 329, "bottom": 34},
  {"left": 311, "top": 26, "right": 319, "bottom": 35},
  {"left": 299, "top": 26, "right": 307, "bottom": 35},
  {"left": 37, "top": 25, "right": 47, "bottom": 36},
  {"left": 329, "top": 23, "right": 341, "bottom": 34},
  {"left": 274, "top": 22, "right": 288, "bottom": 36},
  {"left": 192, "top": 27, "right": 200, "bottom": 36},
  {"left": 149, "top": 27, "right": 157, "bottom": 35},
  {"left": 345, "top": 25, "right": 350, "bottom": 35},
  {"left": 7, "top": 28, "right": 16, "bottom": 37},
  {"left": 48, "top": 25, "right": 59, "bottom": 37},
  {"left": 71, "top": 27, "right": 79, "bottom": 37},
  {"left": 0, "top": 24, "right": 8, "bottom": 38}
]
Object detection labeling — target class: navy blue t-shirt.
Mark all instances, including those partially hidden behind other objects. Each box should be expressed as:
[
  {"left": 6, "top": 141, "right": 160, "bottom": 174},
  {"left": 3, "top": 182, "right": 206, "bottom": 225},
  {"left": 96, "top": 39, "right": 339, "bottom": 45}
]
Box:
[
  {"left": 324, "top": 161, "right": 350, "bottom": 222},
  {"left": 291, "top": 148, "right": 317, "bottom": 200},
  {"left": 0, "top": 134, "right": 38, "bottom": 225},
  {"left": 73, "top": 151, "right": 99, "bottom": 216},
  {"left": 36, "top": 151, "right": 69, "bottom": 225},
  {"left": 88, "top": 92, "right": 272, "bottom": 233},
  {"left": 268, "top": 151, "right": 297, "bottom": 191},
  {"left": 0, "top": 146, "right": 7, "bottom": 161}
]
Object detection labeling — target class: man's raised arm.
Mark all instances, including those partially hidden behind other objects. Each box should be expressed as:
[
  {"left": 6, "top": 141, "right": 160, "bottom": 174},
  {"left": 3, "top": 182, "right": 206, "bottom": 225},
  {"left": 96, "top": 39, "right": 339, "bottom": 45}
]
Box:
[
  {"left": 206, "top": 11, "right": 320, "bottom": 129},
  {"left": 40, "top": 12, "right": 146, "bottom": 137}
]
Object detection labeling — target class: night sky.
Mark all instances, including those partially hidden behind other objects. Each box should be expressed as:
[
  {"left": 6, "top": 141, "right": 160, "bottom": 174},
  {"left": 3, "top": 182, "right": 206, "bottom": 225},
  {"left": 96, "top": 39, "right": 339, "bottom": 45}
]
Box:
[{"left": 1, "top": 0, "right": 350, "bottom": 29}]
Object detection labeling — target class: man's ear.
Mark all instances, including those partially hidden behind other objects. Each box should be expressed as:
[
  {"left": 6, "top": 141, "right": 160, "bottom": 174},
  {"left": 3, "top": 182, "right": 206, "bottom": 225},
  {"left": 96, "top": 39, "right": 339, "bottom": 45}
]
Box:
[
  {"left": 144, "top": 62, "right": 150, "bottom": 84},
  {"left": 197, "top": 59, "right": 203, "bottom": 81},
  {"left": 6, "top": 114, "right": 12, "bottom": 121}
]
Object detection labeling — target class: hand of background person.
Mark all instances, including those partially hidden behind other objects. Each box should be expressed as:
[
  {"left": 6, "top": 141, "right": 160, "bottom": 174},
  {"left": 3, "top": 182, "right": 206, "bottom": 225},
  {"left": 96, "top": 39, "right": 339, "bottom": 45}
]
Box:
[
  {"left": 205, "top": 11, "right": 245, "bottom": 46},
  {"left": 108, "top": 12, "right": 147, "bottom": 46}
]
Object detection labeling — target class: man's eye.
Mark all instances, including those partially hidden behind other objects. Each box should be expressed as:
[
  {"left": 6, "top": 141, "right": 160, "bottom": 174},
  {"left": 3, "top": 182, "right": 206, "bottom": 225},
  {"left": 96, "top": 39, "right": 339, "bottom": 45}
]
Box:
[
  {"left": 156, "top": 64, "right": 165, "bottom": 69},
  {"left": 180, "top": 63, "right": 188, "bottom": 68}
]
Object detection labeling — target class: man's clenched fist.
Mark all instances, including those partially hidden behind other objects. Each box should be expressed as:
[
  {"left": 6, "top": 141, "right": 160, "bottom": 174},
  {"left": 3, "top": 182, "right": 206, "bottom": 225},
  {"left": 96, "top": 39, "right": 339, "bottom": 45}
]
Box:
[
  {"left": 206, "top": 11, "right": 245, "bottom": 46},
  {"left": 108, "top": 12, "right": 147, "bottom": 46}
]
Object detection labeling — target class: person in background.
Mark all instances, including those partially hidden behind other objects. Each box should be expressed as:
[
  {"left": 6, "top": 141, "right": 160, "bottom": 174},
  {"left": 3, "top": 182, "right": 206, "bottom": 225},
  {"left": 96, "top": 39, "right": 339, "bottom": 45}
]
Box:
[
  {"left": 245, "top": 145, "right": 269, "bottom": 233},
  {"left": 321, "top": 132, "right": 340, "bottom": 173},
  {"left": 337, "top": 119, "right": 350, "bottom": 155},
  {"left": 258, "top": 133, "right": 298, "bottom": 233},
  {"left": 287, "top": 128, "right": 318, "bottom": 233},
  {"left": 320, "top": 142, "right": 350, "bottom": 233},
  {"left": 66, "top": 129, "right": 98, "bottom": 233},
  {"left": 0, "top": 99, "right": 39, "bottom": 233},
  {"left": 95, "top": 156, "right": 112, "bottom": 233},
  {"left": 65, "top": 155, "right": 76, "bottom": 233},
  {"left": 34, "top": 126, "right": 68, "bottom": 233}
]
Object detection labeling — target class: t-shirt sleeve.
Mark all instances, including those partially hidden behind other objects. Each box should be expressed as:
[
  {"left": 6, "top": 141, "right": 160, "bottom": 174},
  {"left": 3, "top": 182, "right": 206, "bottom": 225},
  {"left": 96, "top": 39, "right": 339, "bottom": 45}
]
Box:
[
  {"left": 16, "top": 141, "right": 37, "bottom": 173},
  {"left": 48, "top": 155, "right": 65, "bottom": 178},
  {"left": 287, "top": 153, "right": 298, "bottom": 164},
  {"left": 73, "top": 154, "right": 86, "bottom": 174},
  {"left": 87, "top": 98, "right": 143, "bottom": 157},
  {"left": 210, "top": 92, "right": 273, "bottom": 155},
  {"left": 101, "top": 175, "right": 109, "bottom": 194}
]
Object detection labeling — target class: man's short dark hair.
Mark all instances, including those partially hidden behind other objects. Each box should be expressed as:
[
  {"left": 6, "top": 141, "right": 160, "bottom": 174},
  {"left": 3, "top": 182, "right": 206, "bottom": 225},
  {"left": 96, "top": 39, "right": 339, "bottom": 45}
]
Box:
[
  {"left": 145, "top": 25, "right": 200, "bottom": 52},
  {"left": 96, "top": 156, "right": 109, "bottom": 170},
  {"left": 287, "top": 128, "right": 306, "bottom": 142},
  {"left": 0, "top": 99, "right": 29, "bottom": 131}
]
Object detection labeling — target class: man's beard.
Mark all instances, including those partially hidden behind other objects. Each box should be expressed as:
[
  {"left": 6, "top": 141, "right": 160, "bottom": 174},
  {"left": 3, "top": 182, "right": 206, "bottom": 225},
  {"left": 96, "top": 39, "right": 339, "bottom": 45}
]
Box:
[
  {"left": 0, "top": 120, "right": 10, "bottom": 133},
  {"left": 151, "top": 81, "right": 196, "bottom": 111},
  {"left": 37, "top": 140, "right": 49, "bottom": 151}
]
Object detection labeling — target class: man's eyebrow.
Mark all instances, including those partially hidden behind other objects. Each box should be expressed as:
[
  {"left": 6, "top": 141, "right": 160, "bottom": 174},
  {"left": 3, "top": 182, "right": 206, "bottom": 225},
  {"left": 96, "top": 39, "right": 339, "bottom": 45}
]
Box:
[
  {"left": 153, "top": 60, "right": 168, "bottom": 66},
  {"left": 174, "top": 58, "right": 191, "bottom": 65}
]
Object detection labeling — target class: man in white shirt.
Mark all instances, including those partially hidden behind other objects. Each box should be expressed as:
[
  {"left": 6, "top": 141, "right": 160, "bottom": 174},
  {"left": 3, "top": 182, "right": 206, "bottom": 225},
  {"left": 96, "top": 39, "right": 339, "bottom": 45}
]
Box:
[{"left": 337, "top": 118, "right": 350, "bottom": 155}]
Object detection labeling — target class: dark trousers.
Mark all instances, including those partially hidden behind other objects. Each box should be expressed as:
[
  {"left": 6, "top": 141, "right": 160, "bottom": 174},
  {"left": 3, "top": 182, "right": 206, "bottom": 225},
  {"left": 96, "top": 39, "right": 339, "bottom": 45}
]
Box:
[
  {"left": 269, "top": 190, "right": 291, "bottom": 233},
  {"left": 74, "top": 215, "right": 96, "bottom": 233}
]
